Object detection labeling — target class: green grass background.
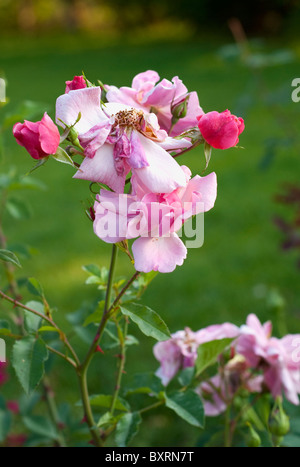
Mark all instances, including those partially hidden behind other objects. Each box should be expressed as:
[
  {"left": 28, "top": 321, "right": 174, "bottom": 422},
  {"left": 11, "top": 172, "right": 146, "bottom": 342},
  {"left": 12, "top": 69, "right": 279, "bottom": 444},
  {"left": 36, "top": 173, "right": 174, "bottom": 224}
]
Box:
[{"left": 1, "top": 34, "right": 300, "bottom": 446}]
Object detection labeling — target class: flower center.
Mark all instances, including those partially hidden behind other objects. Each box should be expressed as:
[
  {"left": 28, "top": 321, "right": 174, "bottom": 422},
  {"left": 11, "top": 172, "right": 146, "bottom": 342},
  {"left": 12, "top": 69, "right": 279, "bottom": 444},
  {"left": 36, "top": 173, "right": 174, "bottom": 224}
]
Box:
[{"left": 113, "top": 109, "right": 144, "bottom": 130}]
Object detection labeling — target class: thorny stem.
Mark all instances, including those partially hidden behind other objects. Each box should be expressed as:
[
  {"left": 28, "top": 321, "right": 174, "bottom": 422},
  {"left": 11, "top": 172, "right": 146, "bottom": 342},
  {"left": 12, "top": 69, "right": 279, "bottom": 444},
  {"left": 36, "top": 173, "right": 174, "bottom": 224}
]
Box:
[
  {"left": 0, "top": 290, "right": 80, "bottom": 367},
  {"left": 45, "top": 345, "right": 77, "bottom": 368},
  {"left": 110, "top": 318, "right": 128, "bottom": 416},
  {"left": 78, "top": 245, "right": 140, "bottom": 446},
  {"left": 77, "top": 244, "right": 118, "bottom": 447},
  {"left": 81, "top": 244, "right": 118, "bottom": 373},
  {"left": 78, "top": 370, "right": 104, "bottom": 447}
]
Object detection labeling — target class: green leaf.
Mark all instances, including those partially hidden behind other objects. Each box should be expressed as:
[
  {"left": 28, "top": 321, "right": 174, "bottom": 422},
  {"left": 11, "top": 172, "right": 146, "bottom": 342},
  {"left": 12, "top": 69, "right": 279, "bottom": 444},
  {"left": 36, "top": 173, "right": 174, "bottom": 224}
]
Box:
[
  {"left": 125, "top": 372, "right": 164, "bottom": 397},
  {"left": 0, "top": 249, "right": 21, "bottom": 268},
  {"left": 203, "top": 142, "right": 212, "bottom": 171},
  {"left": 38, "top": 326, "right": 59, "bottom": 334},
  {"left": 83, "top": 301, "right": 104, "bottom": 327},
  {"left": 24, "top": 301, "right": 44, "bottom": 333},
  {"left": 52, "top": 147, "right": 78, "bottom": 169},
  {"left": 6, "top": 197, "right": 32, "bottom": 220},
  {"left": 12, "top": 336, "right": 49, "bottom": 394},
  {"left": 165, "top": 390, "right": 204, "bottom": 428},
  {"left": 26, "top": 157, "right": 49, "bottom": 175},
  {"left": 23, "top": 415, "right": 58, "bottom": 440},
  {"left": 115, "top": 412, "right": 142, "bottom": 447},
  {"left": 27, "top": 277, "right": 44, "bottom": 298},
  {"left": 88, "top": 394, "right": 130, "bottom": 412},
  {"left": 178, "top": 367, "right": 195, "bottom": 387},
  {"left": 97, "top": 411, "right": 123, "bottom": 428},
  {"left": 125, "top": 335, "right": 139, "bottom": 347},
  {"left": 8, "top": 176, "right": 46, "bottom": 192},
  {"left": 0, "top": 319, "right": 11, "bottom": 336},
  {"left": 0, "top": 410, "right": 12, "bottom": 442},
  {"left": 120, "top": 303, "right": 171, "bottom": 341},
  {"left": 82, "top": 264, "right": 101, "bottom": 277},
  {"left": 195, "top": 338, "right": 234, "bottom": 376}
]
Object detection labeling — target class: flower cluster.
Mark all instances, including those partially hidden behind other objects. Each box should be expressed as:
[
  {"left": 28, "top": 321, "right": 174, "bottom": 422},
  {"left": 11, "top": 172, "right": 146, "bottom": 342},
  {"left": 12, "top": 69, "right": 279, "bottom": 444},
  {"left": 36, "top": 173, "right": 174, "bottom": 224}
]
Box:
[
  {"left": 153, "top": 314, "right": 300, "bottom": 415},
  {"left": 13, "top": 71, "right": 244, "bottom": 273}
]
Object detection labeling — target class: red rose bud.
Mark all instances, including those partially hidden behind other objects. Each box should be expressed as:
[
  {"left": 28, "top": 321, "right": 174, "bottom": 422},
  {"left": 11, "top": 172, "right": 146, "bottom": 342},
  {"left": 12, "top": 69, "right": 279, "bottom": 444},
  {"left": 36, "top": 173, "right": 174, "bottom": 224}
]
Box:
[
  {"left": 197, "top": 110, "right": 244, "bottom": 150},
  {"left": 13, "top": 113, "right": 60, "bottom": 160},
  {"left": 65, "top": 76, "right": 87, "bottom": 93}
]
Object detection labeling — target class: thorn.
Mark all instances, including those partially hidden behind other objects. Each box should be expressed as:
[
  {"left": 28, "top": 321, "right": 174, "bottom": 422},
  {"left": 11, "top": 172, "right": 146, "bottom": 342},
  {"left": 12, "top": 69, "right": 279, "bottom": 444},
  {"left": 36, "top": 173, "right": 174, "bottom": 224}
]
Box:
[{"left": 95, "top": 345, "right": 104, "bottom": 354}]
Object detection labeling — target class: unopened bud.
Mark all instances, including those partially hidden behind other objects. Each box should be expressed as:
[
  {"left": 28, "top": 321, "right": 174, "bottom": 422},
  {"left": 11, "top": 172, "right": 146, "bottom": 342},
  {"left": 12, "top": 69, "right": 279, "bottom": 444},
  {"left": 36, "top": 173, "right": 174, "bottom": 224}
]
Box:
[
  {"left": 68, "top": 127, "right": 82, "bottom": 149},
  {"left": 171, "top": 95, "right": 190, "bottom": 125},
  {"left": 245, "top": 422, "right": 261, "bottom": 448},
  {"left": 268, "top": 397, "right": 290, "bottom": 438}
]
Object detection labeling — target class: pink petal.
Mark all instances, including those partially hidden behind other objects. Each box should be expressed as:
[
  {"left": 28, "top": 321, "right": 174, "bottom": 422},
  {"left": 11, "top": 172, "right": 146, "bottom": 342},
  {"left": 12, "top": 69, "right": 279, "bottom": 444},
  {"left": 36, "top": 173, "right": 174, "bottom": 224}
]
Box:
[
  {"left": 143, "top": 78, "right": 176, "bottom": 107},
  {"left": 133, "top": 134, "right": 186, "bottom": 194},
  {"left": 132, "top": 70, "right": 160, "bottom": 90},
  {"left": 56, "top": 87, "right": 107, "bottom": 134},
  {"left": 132, "top": 233, "right": 187, "bottom": 273},
  {"left": 73, "top": 143, "right": 127, "bottom": 192},
  {"left": 39, "top": 114, "right": 60, "bottom": 154},
  {"left": 180, "top": 172, "right": 217, "bottom": 213}
]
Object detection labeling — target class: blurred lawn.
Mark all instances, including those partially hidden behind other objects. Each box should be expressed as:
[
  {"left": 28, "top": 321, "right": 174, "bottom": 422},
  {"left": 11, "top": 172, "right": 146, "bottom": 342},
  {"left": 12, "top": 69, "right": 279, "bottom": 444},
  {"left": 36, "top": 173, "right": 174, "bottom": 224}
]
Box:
[{"left": 1, "top": 34, "right": 300, "bottom": 446}]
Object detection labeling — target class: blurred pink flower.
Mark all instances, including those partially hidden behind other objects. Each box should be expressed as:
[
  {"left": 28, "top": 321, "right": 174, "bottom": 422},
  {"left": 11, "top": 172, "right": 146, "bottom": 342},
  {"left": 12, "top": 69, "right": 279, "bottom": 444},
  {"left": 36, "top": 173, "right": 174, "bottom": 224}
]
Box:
[
  {"left": 153, "top": 322, "right": 238, "bottom": 385},
  {"left": 93, "top": 165, "right": 217, "bottom": 273},
  {"left": 13, "top": 113, "right": 60, "bottom": 160},
  {"left": 106, "top": 70, "right": 204, "bottom": 137},
  {"left": 56, "top": 87, "right": 190, "bottom": 193},
  {"left": 236, "top": 314, "right": 300, "bottom": 405},
  {"left": 197, "top": 110, "right": 244, "bottom": 150},
  {"left": 65, "top": 75, "right": 87, "bottom": 93},
  {"left": 6, "top": 400, "right": 19, "bottom": 414}
]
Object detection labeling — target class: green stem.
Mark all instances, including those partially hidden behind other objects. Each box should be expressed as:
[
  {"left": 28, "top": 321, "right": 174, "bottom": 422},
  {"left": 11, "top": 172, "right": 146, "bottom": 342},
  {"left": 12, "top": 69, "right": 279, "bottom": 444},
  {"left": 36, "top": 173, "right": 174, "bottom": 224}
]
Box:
[
  {"left": 110, "top": 318, "right": 128, "bottom": 416},
  {"left": 78, "top": 369, "right": 103, "bottom": 447},
  {"left": 43, "top": 377, "right": 66, "bottom": 447},
  {"left": 139, "top": 400, "right": 164, "bottom": 415},
  {"left": 45, "top": 345, "right": 77, "bottom": 368},
  {"left": 81, "top": 244, "right": 118, "bottom": 373},
  {"left": 77, "top": 244, "right": 118, "bottom": 447},
  {"left": 0, "top": 289, "right": 80, "bottom": 367},
  {"left": 224, "top": 405, "right": 232, "bottom": 447}
]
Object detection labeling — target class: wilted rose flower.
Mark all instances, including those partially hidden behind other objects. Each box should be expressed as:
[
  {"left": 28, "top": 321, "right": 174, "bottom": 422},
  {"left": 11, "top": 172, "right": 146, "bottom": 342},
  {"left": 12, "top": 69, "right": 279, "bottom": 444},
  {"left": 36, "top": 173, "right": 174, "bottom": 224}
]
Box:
[
  {"left": 197, "top": 110, "right": 244, "bottom": 150},
  {"left": 153, "top": 322, "right": 239, "bottom": 385},
  {"left": 106, "top": 70, "right": 204, "bottom": 137},
  {"left": 236, "top": 314, "right": 300, "bottom": 405},
  {"left": 93, "top": 165, "right": 217, "bottom": 273},
  {"left": 65, "top": 75, "right": 87, "bottom": 93},
  {"left": 13, "top": 113, "right": 60, "bottom": 160},
  {"left": 56, "top": 87, "right": 191, "bottom": 193}
]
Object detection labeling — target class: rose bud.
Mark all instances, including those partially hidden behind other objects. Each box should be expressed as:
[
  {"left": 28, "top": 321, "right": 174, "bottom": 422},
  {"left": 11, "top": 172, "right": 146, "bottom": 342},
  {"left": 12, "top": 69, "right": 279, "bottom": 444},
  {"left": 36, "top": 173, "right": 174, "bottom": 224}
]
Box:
[
  {"left": 197, "top": 110, "right": 244, "bottom": 150},
  {"left": 13, "top": 113, "right": 60, "bottom": 159},
  {"left": 65, "top": 75, "right": 87, "bottom": 93}
]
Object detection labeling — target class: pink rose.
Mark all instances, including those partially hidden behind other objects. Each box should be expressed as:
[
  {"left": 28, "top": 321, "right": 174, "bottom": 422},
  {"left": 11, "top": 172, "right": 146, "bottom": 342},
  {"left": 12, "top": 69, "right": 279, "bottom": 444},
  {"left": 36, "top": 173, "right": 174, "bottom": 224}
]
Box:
[
  {"left": 106, "top": 70, "right": 204, "bottom": 137},
  {"left": 13, "top": 113, "right": 60, "bottom": 160},
  {"left": 197, "top": 110, "right": 244, "bottom": 150},
  {"left": 65, "top": 75, "right": 87, "bottom": 93}
]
